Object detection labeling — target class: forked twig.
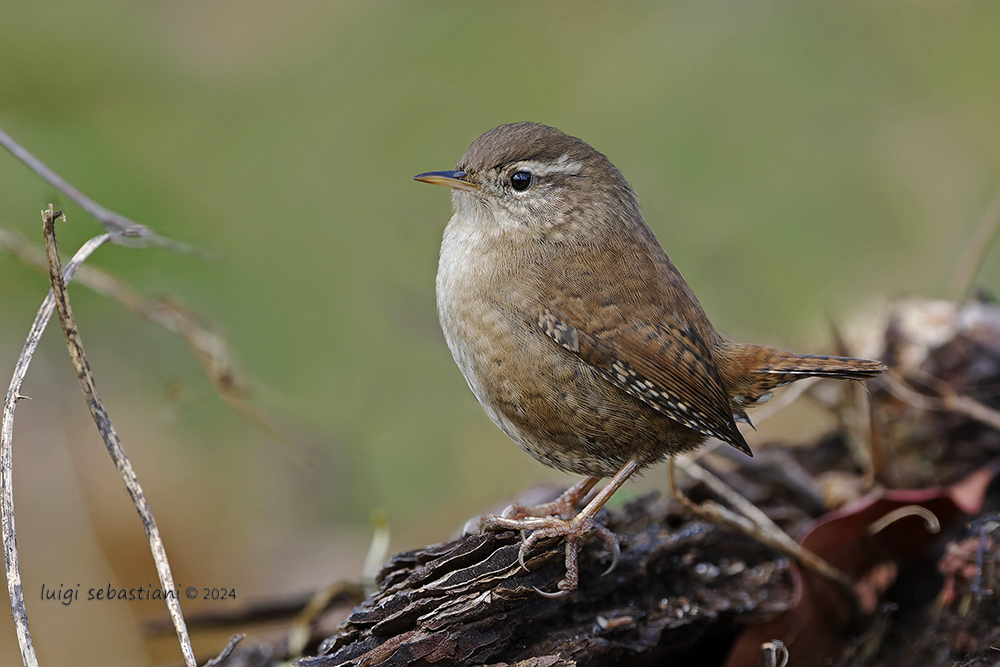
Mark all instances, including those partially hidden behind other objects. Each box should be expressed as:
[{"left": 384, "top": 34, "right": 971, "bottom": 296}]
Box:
[
  {"left": 1, "top": 232, "right": 110, "bottom": 667},
  {"left": 42, "top": 207, "right": 196, "bottom": 667}
]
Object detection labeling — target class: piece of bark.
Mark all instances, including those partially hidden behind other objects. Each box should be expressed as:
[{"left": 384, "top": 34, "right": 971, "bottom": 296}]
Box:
[{"left": 298, "top": 493, "right": 795, "bottom": 667}]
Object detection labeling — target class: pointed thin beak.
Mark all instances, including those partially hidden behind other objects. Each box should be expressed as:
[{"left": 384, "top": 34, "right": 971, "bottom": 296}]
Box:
[{"left": 412, "top": 170, "right": 478, "bottom": 191}]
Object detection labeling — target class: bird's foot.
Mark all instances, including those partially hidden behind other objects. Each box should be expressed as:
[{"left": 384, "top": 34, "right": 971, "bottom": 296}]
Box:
[
  {"left": 480, "top": 511, "right": 620, "bottom": 597},
  {"left": 500, "top": 476, "right": 600, "bottom": 521},
  {"left": 480, "top": 459, "right": 640, "bottom": 595}
]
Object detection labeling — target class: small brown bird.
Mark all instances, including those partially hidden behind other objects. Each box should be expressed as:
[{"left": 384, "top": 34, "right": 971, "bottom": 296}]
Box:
[{"left": 414, "top": 122, "right": 885, "bottom": 595}]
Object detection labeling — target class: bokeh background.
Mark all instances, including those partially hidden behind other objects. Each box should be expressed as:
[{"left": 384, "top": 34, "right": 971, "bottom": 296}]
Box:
[{"left": 1, "top": 1, "right": 999, "bottom": 664}]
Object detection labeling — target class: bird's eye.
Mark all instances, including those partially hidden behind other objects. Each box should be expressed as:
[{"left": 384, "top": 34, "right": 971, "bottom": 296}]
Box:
[{"left": 510, "top": 171, "right": 533, "bottom": 191}]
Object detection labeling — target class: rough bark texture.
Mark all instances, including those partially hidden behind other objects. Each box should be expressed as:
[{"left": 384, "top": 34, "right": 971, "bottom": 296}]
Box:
[{"left": 301, "top": 492, "right": 795, "bottom": 667}]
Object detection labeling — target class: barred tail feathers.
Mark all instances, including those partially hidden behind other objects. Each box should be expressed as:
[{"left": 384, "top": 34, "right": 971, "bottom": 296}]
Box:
[
  {"left": 716, "top": 342, "right": 886, "bottom": 409},
  {"left": 758, "top": 352, "right": 886, "bottom": 382}
]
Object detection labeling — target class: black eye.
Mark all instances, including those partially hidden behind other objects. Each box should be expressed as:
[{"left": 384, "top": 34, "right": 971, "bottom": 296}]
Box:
[{"left": 510, "top": 171, "right": 532, "bottom": 191}]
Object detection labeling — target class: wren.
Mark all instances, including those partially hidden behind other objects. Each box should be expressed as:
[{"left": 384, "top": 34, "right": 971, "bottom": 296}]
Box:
[{"left": 414, "top": 122, "right": 885, "bottom": 595}]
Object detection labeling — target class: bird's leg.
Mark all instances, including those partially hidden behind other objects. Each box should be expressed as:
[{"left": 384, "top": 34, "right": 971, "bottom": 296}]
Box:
[
  {"left": 501, "top": 476, "right": 600, "bottom": 521},
  {"left": 481, "top": 458, "right": 641, "bottom": 596}
]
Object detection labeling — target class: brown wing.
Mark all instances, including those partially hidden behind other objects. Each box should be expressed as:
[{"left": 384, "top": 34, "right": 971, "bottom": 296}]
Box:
[
  {"left": 537, "top": 306, "right": 751, "bottom": 455},
  {"left": 531, "top": 226, "right": 752, "bottom": 455}
]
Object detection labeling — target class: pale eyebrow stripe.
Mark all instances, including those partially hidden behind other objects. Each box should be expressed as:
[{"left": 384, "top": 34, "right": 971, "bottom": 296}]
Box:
[{"left": 516, "top": 154, "right": 584, "bottom": 177}]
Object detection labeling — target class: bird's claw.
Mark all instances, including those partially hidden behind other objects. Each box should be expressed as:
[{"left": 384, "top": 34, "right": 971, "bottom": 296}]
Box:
[
  {"left": 518, "top": 541, "right": 531, "bottom": 572},
  {"left": 594, "top": 523, "right": 620, "bottom": 576},
  {"left": 506, "top": 516, "right": 620, "bottom": 592},
  {"left": 533, "top": 582, "right": 572, "bottom": 598}
]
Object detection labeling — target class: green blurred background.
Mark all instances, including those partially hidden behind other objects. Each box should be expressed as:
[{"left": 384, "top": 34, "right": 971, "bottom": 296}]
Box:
[{"left": 1, "top": 1, "right": 999, "bottom": 663}]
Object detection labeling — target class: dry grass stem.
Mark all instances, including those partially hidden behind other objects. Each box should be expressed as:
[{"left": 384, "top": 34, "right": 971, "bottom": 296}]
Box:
[
  {"left": 868, "top": 505, "right": 941, "bottom": 536},
  {"left": 950, "top": 184, "right": 1000, "bottom": 302},
  {"left": 744, "top": 377, "right": 820, "bottom": 425},
  {"left": 843, "top": 380, "right": 877, "bottom": 486}
]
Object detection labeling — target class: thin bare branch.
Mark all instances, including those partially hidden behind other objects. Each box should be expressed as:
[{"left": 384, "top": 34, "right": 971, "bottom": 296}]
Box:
[
  {"left": 0, "top": 127, "right": 196, "bottom": 252},
  {"left": 1, "top": 231, "right": 109, "bottom": 667},
  {"left": 41, "top": 206, "right": 196, "bottom": 667}
]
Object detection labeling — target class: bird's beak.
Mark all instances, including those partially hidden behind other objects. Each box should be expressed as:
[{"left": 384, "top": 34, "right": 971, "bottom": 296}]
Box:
[{"left": 412, "top": 170, "right": 478, "bottom": 191}]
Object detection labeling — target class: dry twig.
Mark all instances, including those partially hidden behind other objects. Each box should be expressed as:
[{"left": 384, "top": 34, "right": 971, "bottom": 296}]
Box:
[
  {"left": 882, "top": 370, "right": 1000, "bottom": 433},
  {"left": 203, "top": 634, "right": 246, "bottom": 667},
  {"left": 42, "top": 206, "right": 197, "bottom": 667},
  {"left": 1, "top": 232, "right": 110, "bottom": 667},
  {"left": 0, "top": 127, "right": 192, "bottom": 252},
  {"left": 668, "top": 457, "right": 863, "bottom": 618}
]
